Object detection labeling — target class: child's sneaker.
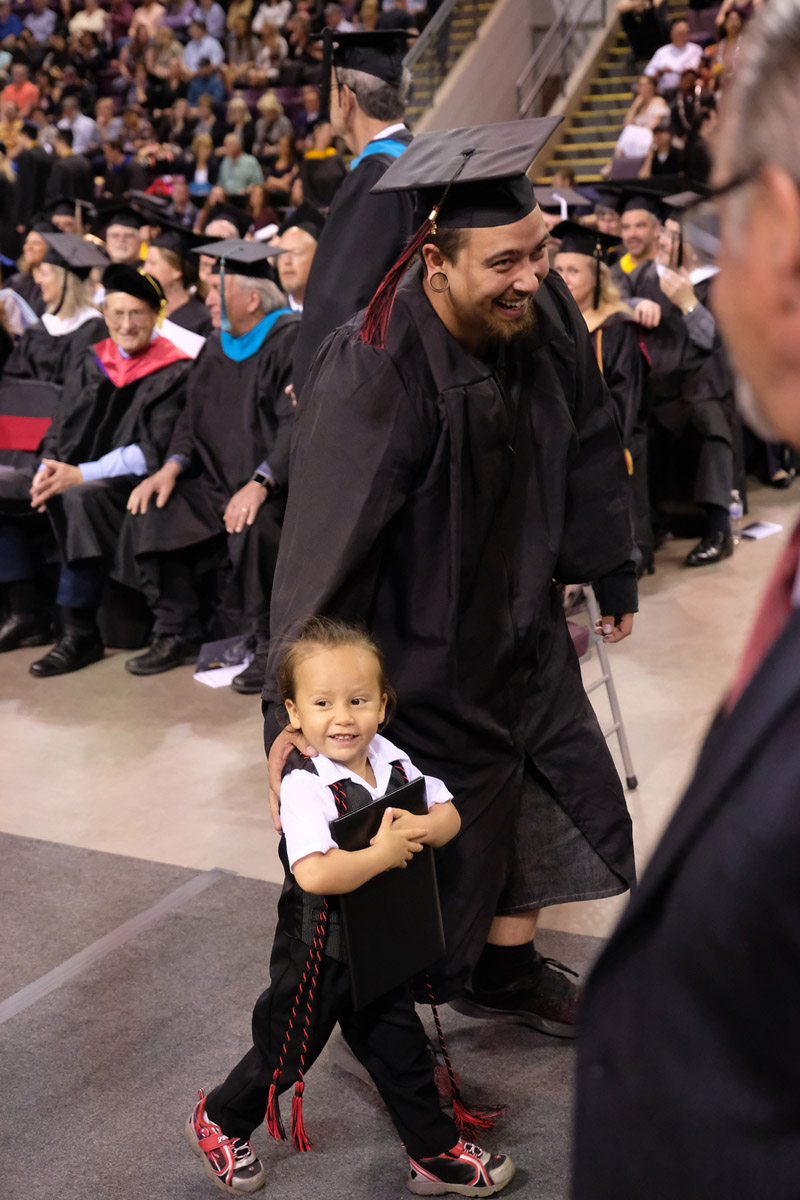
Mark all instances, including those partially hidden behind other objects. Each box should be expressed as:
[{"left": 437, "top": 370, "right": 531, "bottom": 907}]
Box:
[
  {"left": 407, "top": 1140, "right": 515, "bottom": 1196},
  {"left": 184, "top": 1090, "right": 265, "bottom": 1194}
]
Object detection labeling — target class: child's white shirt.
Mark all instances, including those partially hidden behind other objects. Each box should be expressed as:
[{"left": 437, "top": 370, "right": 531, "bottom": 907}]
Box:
[{"left": 280, "top": 732, "right": 453, "bottom": 872}]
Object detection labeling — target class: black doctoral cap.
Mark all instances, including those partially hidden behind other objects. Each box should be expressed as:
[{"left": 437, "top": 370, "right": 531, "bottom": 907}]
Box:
[
  {"left": 549, "top": 220, "right": 621, "bottom": 308},
  {"left": 533, "top": 185, "right": 587, "bottom": 218},
  {"left": 102, "top": 263, "right": 165, "bottom": 311},
  {"left": 41, "top": 232, "right": 109, "bottom": 279},
  {"left": 277, "top": 202, "right": 325, "bottom": 242},
  {"left": 189, "top": 239, "right": 285, "bottom": 278},
  {"left": 28, "top": 213, "right": 57, "bottom": 235},
  {"left": 362, "top": 117, "right": 562, "bottom": 347},
  {"left": 319, "top": 28, "right": 411, "bottom": 120}
]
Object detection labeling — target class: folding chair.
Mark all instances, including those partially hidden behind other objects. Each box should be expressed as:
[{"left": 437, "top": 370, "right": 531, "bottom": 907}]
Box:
[{"left": 567, "top": 584, "right": 638, "bottom": 791}]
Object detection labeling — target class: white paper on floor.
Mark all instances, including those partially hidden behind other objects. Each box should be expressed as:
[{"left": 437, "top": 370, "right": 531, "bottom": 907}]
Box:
[
  {"left": 741, "top": 521, "right": 783, "bottom": 540},
  {"left": 194, "top": 661, "right": 252, "bottom": 688}
]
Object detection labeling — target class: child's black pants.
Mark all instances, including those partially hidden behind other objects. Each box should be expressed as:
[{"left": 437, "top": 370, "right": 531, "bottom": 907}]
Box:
[{"left": 205, "top": 925, "right": 458, "bottom": 1161}]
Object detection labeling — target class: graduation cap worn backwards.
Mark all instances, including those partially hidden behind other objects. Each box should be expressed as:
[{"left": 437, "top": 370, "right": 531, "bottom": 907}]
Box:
[
  {"left": 550, "top": 220, "right": 621, "bottom": 308},
  {"left": 362, "top": 117, "right": 563, "bottom": 347}
]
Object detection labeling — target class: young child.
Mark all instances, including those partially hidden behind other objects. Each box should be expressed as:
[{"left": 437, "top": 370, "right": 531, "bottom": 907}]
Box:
[{"left": 185, "top": 616, "right": 515, "bottom": 1197}]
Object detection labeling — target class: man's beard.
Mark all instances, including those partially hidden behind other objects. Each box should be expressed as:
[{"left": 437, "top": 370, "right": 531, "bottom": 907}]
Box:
[
  {"left": 735, "top": 375, "right": 784, "bottom": 443},
  {"left": 485, "top": 298, "right": 536, "bottom": 345}
]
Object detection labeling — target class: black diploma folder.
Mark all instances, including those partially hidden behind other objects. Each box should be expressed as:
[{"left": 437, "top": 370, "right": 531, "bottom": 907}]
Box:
[{"left": 329, "top": 777, "right": 446, "bottom": 1010}]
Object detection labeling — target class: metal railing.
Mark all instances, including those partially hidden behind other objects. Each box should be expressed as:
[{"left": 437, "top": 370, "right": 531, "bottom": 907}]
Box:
[
  {"left": 404, "top": 0, "right": 489, "bottom": 115},
  {"left": 516, "top": 0, "right": 608, "bottom": 119}
]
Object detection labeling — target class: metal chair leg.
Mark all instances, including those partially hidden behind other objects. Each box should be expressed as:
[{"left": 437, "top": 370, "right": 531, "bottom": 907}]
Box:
[{"left": 584, "top": 585, "right": 639, "bottom": 790}]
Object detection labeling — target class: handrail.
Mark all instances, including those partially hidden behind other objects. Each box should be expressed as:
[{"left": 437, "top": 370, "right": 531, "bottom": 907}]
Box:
[
  {"left": 516, "top": 0, "right": 608, "bottom": 119},
  {"left": 404, "top": 0, "right": 462, "bottom": 70}
]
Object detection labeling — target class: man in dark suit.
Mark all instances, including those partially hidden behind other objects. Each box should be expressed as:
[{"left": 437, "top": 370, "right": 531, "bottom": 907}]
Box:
[{"left": 573, "top": 3, "right": 800, "bottom": 1196}]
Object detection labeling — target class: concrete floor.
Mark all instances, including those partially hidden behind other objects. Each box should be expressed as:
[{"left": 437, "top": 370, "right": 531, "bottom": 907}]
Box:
[{"left": 2, "top": 481, "right": 798, "bottom": 942}]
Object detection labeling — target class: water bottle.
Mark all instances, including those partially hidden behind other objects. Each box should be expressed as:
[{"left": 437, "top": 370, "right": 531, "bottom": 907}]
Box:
[{"left": 729, "top": 489, "right": 743, "bottom": 544}]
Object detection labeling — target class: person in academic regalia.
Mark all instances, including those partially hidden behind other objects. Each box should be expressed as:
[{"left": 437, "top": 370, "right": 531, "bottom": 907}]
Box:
[
  {"left": 121, "top": 240, "right": 299, "bottom": 688},
  {"left": 264, "top": 120, "right": 638, "bottom": 1030},
  {"left": 3, "top": 233, "right": 108, "bottom": 386},
  {"left": 43, "top": 127, "right": 95, "bottom": 208},
  {"left": 6, "top": 219, "right": 51, "bottom": 318},
  {"left": 614, "top": 185, "right": 739, "bottom": 566},
  {"left": 552, "top": 221, "right": 653, "bottom": 572},
  {"left": 142, "top": 221, "right": 214, "bottom": 337},
  {"left": 13, "top": 122, "right": 52, "bottom": 231},
  {"left": 0, "top": 265, "right": 193, "bottom": 668},
  {"left": 275, "top": 201, "right": 325, "bottom": 313},
  {"left": 291, "top": 30, "right": 416, "bottom": 396}
]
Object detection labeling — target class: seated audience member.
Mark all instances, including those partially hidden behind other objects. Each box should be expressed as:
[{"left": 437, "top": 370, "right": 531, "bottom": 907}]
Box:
[
  {"left": 186, "top": 62, "right": 226, "bottom": 111},
  {"left": 191, "top": 0, "right": 226, "bottom": 42},
  {"left": 617, "top": 0, "right": 669, "bottom": 63},
  {"left": 638, "top": 118, "right": 684, "bottom": 177},
  {"left": 253, "top": 90, "right": 292, "bottom": 162},
  {"left": 107, "top": 0, "right": 135, "bottom": 46},
  {"left": 119, "top": 105, "right": 156, "bottom": 154},
  {"left": 263, "top": 133, "right": 298, "bottom": 202},
  {"left": 143, "top": 225, "right": 213, "bottom": 335},
  {"left": 147, "top": 25, "right": 184, "bottom": 79},
  {"left": 616, "top": 190, "right": 739, "bottom": 566},
  {"left": 95, "top": 97, "right": 123, "bottom": 146},
  {"left": 376, "top": 0, "right": 419, "bottom": 34},
  {"left": 293, "top": 83, "right": 320, "bottom": 148},
  {"left": 644, "top": 19, "right": 703, "bottom": 95},
  {"left": 611, "top": 190, "right": 661, "bottom": 280},
  {"left": 68, "top": 0, "right": 106, "bottom": 39},
  {"left": 117, "top": 26, "right": 152, "bottom": 92},
  {"left": 4, "top": 233, "right": 108, "bottom": 384},
  {"left": 122, "top": 241, "right": 298, "bottom": 689},
  {"left": 247, "top": 184, "right": 280, "bottom": 234},
  {"left": 276, "top": 203, "right": 324, "bottom": 311},
  {"left": 711, "top": 6, "right": 746, "bottom": 86},
  {"left": 608, "top": 75, "right": 669, "bottom": 171},
  {"left": 184, "top": 130, "right": 221, "bottom": 197},
  {"left": 355, "top": 0, "right": 380, "bottom": 31},
  {"left": 224, "top": 94, "right": 256, "bottom": 154},
  {"left": 670, "top": 68, "right": 714, "bottom": 142},
  {"left": 323, "top": 3, "right": 355, "bottom": 34},
  {"left": 224, "top": 15, "right": 260, "bottom": 87},
  {"left": 57, "top": 95, "right": 99, "bottom": 156},
  {"left": 0, "top": 265, "right": 193, "bottom": 664},
  {"left": 0, "top": 0, "right": 22, "bottom": 43},
  {"left": 8, "top": 220, "right": 50, "bottom": 317},
  {"left": 227, "top": 0, "right": 254, "bottom": 32},
  {"left": 166, "top": 176, "right": 200, "bottom": 228},
  {"left": 553, "top": 221, "right": 653, "bottom": 571},
  {"left": 251, "top": 0, "right": 292, "bottom": 33},
  {"left": 218, "top": 132, "right": 264, "bottom": 197},
  {"left": 129, "top": 0, "right": 166, "bottom": 40},
  {"left": 45, "top": 128, "right": 94, "bottom": 207},
  {"left": 0, "top": 99, "right": 23, "bottom": 159},
  {"left": 102, "top": 140, "right": 136, "bottom": 199},
  {"left": 162, "top": 0, "right": 195, "bottom": 36},
  {"left": 2, "top": 63, "right": 39, "bottom": 118},
  {"left": 23, "top": 0, "right": 57, "bottom": 47},
  {"left": 249, "top": 20, "right": 289, "bottom": 85},
  {"left": 182, "top": 18, "right": 225, "bottom": 76},
  {"left": 195, "top": 187, "right": 232, "bottom": 233},
  {"left": 156, "top": 95, "right": 194, "bottom": 149}
]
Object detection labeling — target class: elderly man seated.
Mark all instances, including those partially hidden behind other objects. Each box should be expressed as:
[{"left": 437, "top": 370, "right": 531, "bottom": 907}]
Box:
[{"left": 0, "top": 265, "right": 193, "bottom": 671}]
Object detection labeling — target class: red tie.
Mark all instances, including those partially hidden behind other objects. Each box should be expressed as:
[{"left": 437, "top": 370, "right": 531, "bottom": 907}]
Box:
[{"left": 726, "top": 517, "right": 800, "bottom": 714}]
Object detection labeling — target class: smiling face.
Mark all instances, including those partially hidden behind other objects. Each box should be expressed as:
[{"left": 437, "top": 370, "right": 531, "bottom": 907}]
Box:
[
  {"left": 103, "top": 291, "right": 158, "bottom": 354},
  {"left": 34, "top": 260, "right": 62, "bottom": 307},
  {"left": 620, "top": 208, "right": 659, "bottom": 261},
  {"left": 284, "top": 645, "right": 387, "bottom": 773},
  {"left": 106, "top": 222, "right": 142, "bottom": 265},
  {"left": 421, "top": 207, "right": 550, "bottom": 352},
  {"left": 554, "top": 251, "right": 596, "bottom": 312}
]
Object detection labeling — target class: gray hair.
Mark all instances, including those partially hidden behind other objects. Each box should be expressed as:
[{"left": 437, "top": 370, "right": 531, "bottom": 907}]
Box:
[
  {"left": 45, "top": 263, "right": 92, "bottom": 319},
  {"left": 336, "top": 66, "right": 410, "bottom": 122},
  {"left": 234, "top": 274, "right": 286, "bottom": 314},
  {"left": 716, "top": 0, "right": 800, "bottom": 190}
]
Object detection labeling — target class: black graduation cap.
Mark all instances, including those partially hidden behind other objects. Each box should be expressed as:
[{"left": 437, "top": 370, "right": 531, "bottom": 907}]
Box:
[
  {"left": 533, "top": 185, "right": 588, "bottom": 218},
  {"left": 189, "top": 239, "right": 285, "bottom": 278},
  {"left": 46, "top": 197, "right": 97, "bottom": 226},
  {"left": 549, "top": 220, "right": 621, "bottom": 308},
  {"left": 277, "top": 202, "right": 325, "bottom": 241},
  {"left": 363, "top": 117, "right": 562, "bottom": 347},
  {"left": 28, "top": 214, "right": 57, "bottom": 235},
  {"left": 203, "top": 202, "right": 252, "bottom": 238},
  {"left": 41, "top": 233, "right": 109, "bottom": 279},
  {"left": 319, "top": 29, "right": 411, "bottom": 121},
  {"left": 102, "top": 263, "right": 165, "bottom": 310},
  {"left": 97, "top": 201, "right": 146, "bottom": 231},
  {"left": 149, "top": 215, "right": 213, "bottom": 259}
]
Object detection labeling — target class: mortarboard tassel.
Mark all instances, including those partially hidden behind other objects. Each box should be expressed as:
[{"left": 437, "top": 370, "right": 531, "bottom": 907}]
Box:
[
  {"left": 291, "top": 1077, "right": 311, "bottom": 1152},
  {"left": 265, "top": 1067, "right": 286, "bottom": 1141}
]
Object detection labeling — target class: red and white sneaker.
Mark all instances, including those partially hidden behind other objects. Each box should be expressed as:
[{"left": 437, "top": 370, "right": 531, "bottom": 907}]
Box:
[
  {"left": 184, "top": 1090, "right": 265, "bottom": 1194},
  {"left": 407, "top": 1140, "right": 515, "bottom": 1196}
]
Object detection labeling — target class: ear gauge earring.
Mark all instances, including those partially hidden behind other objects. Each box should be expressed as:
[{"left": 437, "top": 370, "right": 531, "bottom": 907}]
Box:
[{"left": 428, "top": 271, "right": 449, "bottom": 293}]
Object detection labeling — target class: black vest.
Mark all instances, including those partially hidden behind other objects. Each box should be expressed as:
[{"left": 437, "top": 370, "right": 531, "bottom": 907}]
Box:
[{"left": 277, "top": 750, "right": 409, "bottom": 962}]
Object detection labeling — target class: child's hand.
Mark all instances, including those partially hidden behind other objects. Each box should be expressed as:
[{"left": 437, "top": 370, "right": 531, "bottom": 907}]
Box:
[
  {"left": 370, "top": 807, "right": 425, "bottom": 871},
  {"left": 389, "top": 808, "right": 431, "bottom": 843}
]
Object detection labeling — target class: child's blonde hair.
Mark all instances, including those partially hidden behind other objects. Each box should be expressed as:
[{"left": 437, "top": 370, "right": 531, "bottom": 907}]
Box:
[{"left": 277, "top": 615, "right": 397, "bottom": 725}]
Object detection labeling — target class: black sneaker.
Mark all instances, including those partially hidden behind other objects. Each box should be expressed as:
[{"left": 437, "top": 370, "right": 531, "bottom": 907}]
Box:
[
  {"left": 184, "top": 1090, "right": 265, "bottom": 1194},
  {"left": 125, "top": 634, "right": 201, "bottom": 675},
  {"left": 408, "top": 1140, "right": 515, "bottom": 1196},
  {"left": 450, "top": 952, "right": 579, "bottom": 1039}
]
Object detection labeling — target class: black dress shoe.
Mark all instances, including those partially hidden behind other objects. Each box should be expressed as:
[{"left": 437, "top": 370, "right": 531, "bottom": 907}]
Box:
[
  {"left": 29, "top": 629, "right": 104, "bottom": 677},
  {"left": 684, "top": 532, "right": 734, "bottom": 567},
  {"left": 0, "top": 613, "right": 51, "bottom": 653},
  {"left": 231, "top": 647, "right": 268, "bottom": 694},
  {"left": 124, "top": 634, "right": 201, "bottom": 676},
  {"left": 769, "top": 469, "right": 794, "bottom": 489},
  {"left": 449, "top": 953, "right": 579, "bottom": 1039}
]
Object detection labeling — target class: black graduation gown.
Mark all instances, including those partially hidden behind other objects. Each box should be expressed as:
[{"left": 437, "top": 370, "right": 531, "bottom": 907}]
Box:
[
  {"left": 3, "top": 316, "right": 108, "bottom": 385},
  {"left": 44, "top": 154, "right": 95, "bottom": 206},
  {"left": 7, "top": 272, "right": 45, "bottom": 318},
  {"left": 291, "top": 127, "right": 416, "bottom": 396},
  {"left": 265, "top": 268, "right": 638, "bottom": 997},
  {"left": 127, "top": 317, "right": 298, "bottom": 556},
  {"left": 167, "top": 296, "right": 214, "bottom": 337},
  {"left": 592, "top": 310, "right": 653, "bottom": 567},
  {"left": 13, "top": 145, "right": 52, "bottom": 228}
]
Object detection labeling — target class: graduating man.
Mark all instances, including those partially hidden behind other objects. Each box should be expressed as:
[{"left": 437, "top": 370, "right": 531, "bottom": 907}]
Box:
[
  {"left": 13, "top": 121, "right": 51, "bottom": 232},
  {"left": 291, "top": 30, "right": 416, "bottom": 395},
  {"left": 122, "top": 241, "right": 298, "bottom": 689},
  {"left": 0, "top": 265, "right": 193, "bottom": 670},
  {"left": 265, "top": 120, "right": 638, "bottom": 1031},
  {"left": 44, "top": 127, "right": 95, "bottom": 207},
  {"left": 276, "top": 203, "right": 325, "bottom": 313}
]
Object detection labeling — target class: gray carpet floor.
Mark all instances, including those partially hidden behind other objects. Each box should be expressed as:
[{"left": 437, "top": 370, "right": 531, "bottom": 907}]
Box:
[{"left": 3, "top": 832, "right": 603, "bottom": 1200}]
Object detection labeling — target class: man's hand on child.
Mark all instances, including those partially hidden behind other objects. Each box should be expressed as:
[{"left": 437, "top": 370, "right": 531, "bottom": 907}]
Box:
[
  {"left": 268, "top": 726, "right": 317, "bottom": 832},
  {"left": 370, "top": 807, "right": 425, "bottom": 871}
]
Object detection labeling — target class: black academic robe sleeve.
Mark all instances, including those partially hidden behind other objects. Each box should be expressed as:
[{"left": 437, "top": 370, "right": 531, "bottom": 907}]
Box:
[
  {"left": 292, "top": 154, "right": 417, "bottom": 395},
  {"left": 3, "top": 317, "right": 107, "bottom": 386},
  {"left": 546, "top": 275, "right": 639, "bottom": 613},
  {"left": 598, "top": 317, "right": 646, "bottom": 448}
]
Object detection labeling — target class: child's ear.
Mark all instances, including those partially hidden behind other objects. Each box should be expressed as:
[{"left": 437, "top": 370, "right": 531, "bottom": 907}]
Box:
[
  {"left": 378, "top": 692, "right": 387, "bottom": 724},
  {"left": 284, "top": 698, "right": 301, "bottom": 730}
]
